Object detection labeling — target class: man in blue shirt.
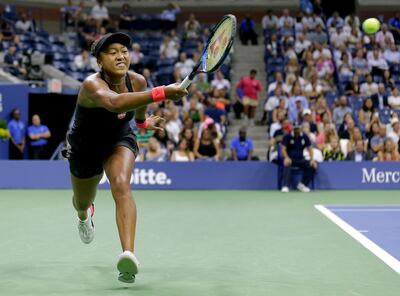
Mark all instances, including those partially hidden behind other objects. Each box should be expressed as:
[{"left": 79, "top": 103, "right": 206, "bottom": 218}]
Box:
[
  {"left": 239, "top": 15, "right": 258, "bottom": 45},
  {"left": 230, "top": 127, "right": 254, "bottom": 161},
  {"left": 27, "top": 114, "right": 51, "bottom": 159},
  {"left": 280, "top": 124, "right": 317, "bottom": 193},
  {"left": 7, "top": 108, "right": 25, "bottom": 159}
]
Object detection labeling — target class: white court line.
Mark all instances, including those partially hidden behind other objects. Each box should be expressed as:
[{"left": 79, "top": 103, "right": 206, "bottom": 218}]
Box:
[
  {"left": 330, "top": 209, "right": 400, "bottom": 212},
  {"left": 315, "top": 204, "right": 400, "bottom": 274}
]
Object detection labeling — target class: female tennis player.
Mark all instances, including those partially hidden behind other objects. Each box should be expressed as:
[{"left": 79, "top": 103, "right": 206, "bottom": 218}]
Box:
[{"left": 63, "top": 32, "right": 187, "bottom": 283}]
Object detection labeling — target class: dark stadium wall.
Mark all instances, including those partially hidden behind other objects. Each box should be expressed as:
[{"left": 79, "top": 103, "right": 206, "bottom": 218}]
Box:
[
  {"left": 28, "top": 93, "right": 77, "bottom": 159},
  {"left": 0, "top": 84, "right": 29, "bottom": 160}
]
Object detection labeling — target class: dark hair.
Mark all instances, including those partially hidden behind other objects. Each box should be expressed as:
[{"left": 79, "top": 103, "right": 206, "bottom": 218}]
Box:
[
  {"left": 250, "top": 69, "right": 257, "bottom": 75},
  {"left": 362, "top": 97, "right": 375, "bottom": 112}
]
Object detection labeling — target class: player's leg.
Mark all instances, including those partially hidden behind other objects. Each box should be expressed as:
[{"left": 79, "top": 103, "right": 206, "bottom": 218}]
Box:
[
  {"left": 71, "top": 173, "right": 102, "bottom": 243},
  {"left": 103, "top": 146, "right": 139, "bottom": 283},
  {"left": 71, "top": 173, "right": 102, "bottom": 221},
  {"left": 104, "top": 146, "right": 137, "bottom": 252}
]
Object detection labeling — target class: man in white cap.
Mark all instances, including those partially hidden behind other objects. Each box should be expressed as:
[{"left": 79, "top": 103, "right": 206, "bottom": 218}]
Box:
[{"left": 387, "top": 117, "right": 400, "bottom": 144}]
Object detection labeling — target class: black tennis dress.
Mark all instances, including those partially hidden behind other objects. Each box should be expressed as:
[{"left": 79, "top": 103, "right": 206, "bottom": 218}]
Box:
[{"left": 63, "top": 74, "right": 139, "bottom": 178}]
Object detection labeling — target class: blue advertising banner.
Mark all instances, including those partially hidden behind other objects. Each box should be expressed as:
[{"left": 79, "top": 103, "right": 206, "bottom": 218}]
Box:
[
  {"left": 0, "top": 161, "right": 399, "bottom": 190},
  {"left": 0, "top": 161, "right": 277, "bottom": 190}
]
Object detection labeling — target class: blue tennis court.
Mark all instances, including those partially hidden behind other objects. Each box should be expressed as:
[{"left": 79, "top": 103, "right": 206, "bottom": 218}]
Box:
[{"left": 315, "top": 205, "right": 400, "bottom": 274}]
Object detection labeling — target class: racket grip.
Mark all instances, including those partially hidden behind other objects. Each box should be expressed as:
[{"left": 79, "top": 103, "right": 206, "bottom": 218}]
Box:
[{"left": 179, "top": 76, "right": 192, "bottom": 90}]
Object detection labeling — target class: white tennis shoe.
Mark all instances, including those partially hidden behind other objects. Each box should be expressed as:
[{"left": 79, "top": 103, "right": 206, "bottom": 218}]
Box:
[
  {"left": 281, "top": 186, "right": 289, "bottom": 193},
  {"left": 117, "top": 251, "right": 140, "bottom": 283},
  {"left": 297, "top": 183, "right": 311, "bottom": 193},
  {"left": 78, "top": 204, "right": 95, "bottom": 244}
]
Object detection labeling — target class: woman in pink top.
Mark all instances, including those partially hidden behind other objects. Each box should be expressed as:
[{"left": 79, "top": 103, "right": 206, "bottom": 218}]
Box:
[{"left": 236, "top": 69, "right": 262, "bottom": 125}]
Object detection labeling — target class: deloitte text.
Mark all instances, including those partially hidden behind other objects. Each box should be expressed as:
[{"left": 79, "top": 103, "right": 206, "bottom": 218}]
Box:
[
  {"left": 100, "top": 168, "right": 172, "bottom": 185},
  {"left": 362, "top": 168, "right": 400, "bottom": 184}
]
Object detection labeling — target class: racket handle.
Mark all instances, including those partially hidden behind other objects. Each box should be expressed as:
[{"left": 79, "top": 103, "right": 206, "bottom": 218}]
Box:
[{"left": 179, "top": 76, "right": 192, "bottom": 90}]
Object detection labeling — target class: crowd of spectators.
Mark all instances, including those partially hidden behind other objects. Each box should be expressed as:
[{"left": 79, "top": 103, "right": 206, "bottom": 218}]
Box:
[
  {"left": 263, "top": 5, "right": 400, "bottom": 169},
  {"left": 2, "top": 1, "right": 244, "bottom": 161}
]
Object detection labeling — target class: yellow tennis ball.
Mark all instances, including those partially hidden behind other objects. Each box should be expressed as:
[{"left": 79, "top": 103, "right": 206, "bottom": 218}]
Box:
[{"left": 362, "top": 18, "right": 380, "bottom": 34}]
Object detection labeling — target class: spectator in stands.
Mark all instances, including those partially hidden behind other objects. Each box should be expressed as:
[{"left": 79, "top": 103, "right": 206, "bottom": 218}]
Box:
[
  {"left": 183, "top": 96, "right": 205, "bottom": 125},
  {"left": 360, "top": 74, "right": 378, "bottom": 97},
  {"left": 15, "top": 12, "right": 34, "bottom": 33},
  {"left": 0, "top": 21, "right": 20, "bottom": 44},
  {"left": 387, "top": 117, "right": 400, "bottom": 144},
  {"left": 184, "top": 13, "right": 201, "bottom": 40},
  {"left": 174, "top": 52, "right": 196, "bottom": 82},
  {"left": 346, "top": 126, "right": 365, "bottom": 154},
  {"left": 388, "top": 12, "right": 400, "bottom": 43},
  {"left": 159, "top": 35, "right": 179, "bottom": 59},
  {"left": 352, "top": 49, "right": 369, "bottom": 76},
  {"left": 314, "top": 96, "right": 332, "bottom": 124},
  {"left": 119, "top": 3, "right": 134, "bottom": 30},
  {"left": 180, "top": 128, "right": 195, "bottom": 151},
  {"left": 302, "top": 108, "right": 317, "bottom": 133},
  {"left": 230, "top": 127, "right": 256, "bottom": 161},
  {"left": 194, "top": 128, "right": 220, "bottom": 160},
  {"left": 262, "top": 10, "right": 278, "bottom": 30},
  {"left": 4, "top": 45, "right": 26, "bottom": 78},
  {"left": 211, "top": 70, "right": 231, "bottom": 93},
  {"left": 345, "top": 74, "right": 361, "bottom": 96},
  {"left": 330, "top": 25, "right": 349, "bottom": 49},
  {"left": 333, "top": 96, "right": 352, "bottom": 125},
  {"left": 74, "top": 48, "right": 99, "bottom": 72},
  {"left": 27, "top": 114, "right": 51, "bottom": 160},
  {"left": 266, "top": 34, "right": 281, "bottom": 57},
  {"left": 370, "top": 124, "right": 387, "bottom": 155},
  {"left": 239, "top": 15, "right": 258, "bottom": 45},
  {"left": 375, "top": 24, "right": 395, "bottom": 49},
  {"left": 160, "top": 2, "right": 181, "bottom": 30},
  {"left": 346, "top": 139, "right": 371, "bottom": 161},
  {"left": 295, "top": 33, "right": 311, "bottom": 56},
  {"left": 272, "top": 97, "right": 288, "bottom": 124},
  {"left": 285, "top": 57, "right": 300, "bottom": 76},
  {"left": 153, "top": 124, "right": 175, "bottom": 156},
  {"left": 8, "top": 108, "right": 25, "bottom": 160},
  {"left": 338, "top": 115, "right": 356, "bottom": 140},
  {"left": 316, "top": 51, "right": 334, "bottom": 78},
  {"left": 195, "top": 73, "right": 210, "bottom": 93},
  {"left": 368, "top": 48, "right": 389, "bottom": 77},
  {"left": 383, "top": 43, "right": 400, "bottom": 64},
  {"left": 267, "top": 72, "right": 289, "bottom": 94},
  {"left": 323, "top": 135, "right": 345, "bottom": 161},
  {"left": 164, "top": 107, "right": 182, "bottom": 144},
  {"left": 141, "top": 137, "right": 168, "bottom": 161},
  {"left": 129, "top": 43, "right": 144, "bottom": 72},
  {"left": 264, "top": 87, "right": 288, "bottom": 119},
  {"left": 90, "top": 0, "right": 110, "bottom": 30},
  {"left": 371, "top": 83, "right": 389, "bottom": 109},
  {"left": 327, "top": 11, "right": 344, "bottom": 28},
  {"left": 204, "top": 97, "right": 226, "bottom": 125},
  {"left": 344, "top": 13, "right": 360, "bottom": 29},
  {"left": 171, "top": 138, "right": 194, "bottom": 161},
  {"left": 60, "top": 0, "right": 80, "bottom": 30},
  {"left": 236, "top": 69, "right": 262, "bottom": 126},
  {"left": 288, "top": 82, "right": 308, "bottom": 123},
  {"left": 388, "top": 86, "right": 400, "bottom": 109},
  {"left": 359, "top": 97, "right": 377, "bottom": 131},
  {"left": 378, "top": 138, "right": 400, "bottom": 161},
  {"left": 348, "top": 26, "right": 362, "bottom": 48},
  {"left": 306, "top": 24, "right": 328, "bottom": 43},
  {"left": 280, "top": 19, "right": 295, "bottom": 38},
  {"left": 278, "top": 9, "right": 294, "bottom": 28},
  {"left": 280, "top": 124, "right": 317, "bottom": 193},
  {"left": 304, "top": 12, "right": 325, "bottom": 30},
  {"left": 142, "top": 68, "right": 156, "bottom": 89}
]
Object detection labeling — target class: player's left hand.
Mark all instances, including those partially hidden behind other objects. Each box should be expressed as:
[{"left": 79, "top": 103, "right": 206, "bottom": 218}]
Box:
[{"left": 146, "top": 115, "right": 165, "bottom": 132}]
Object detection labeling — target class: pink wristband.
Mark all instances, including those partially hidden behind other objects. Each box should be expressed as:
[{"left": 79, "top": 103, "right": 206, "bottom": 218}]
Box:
[
  {"left": 151, "top": 86, "right": 166, "bottom": 102},
  {"left": 135, "top": 119, "right": 148, "bottom": 129}
]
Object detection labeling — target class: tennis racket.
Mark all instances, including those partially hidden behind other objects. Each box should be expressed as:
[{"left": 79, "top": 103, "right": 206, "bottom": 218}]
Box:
[{"left": 179, "top": 14, "right": 237, "bottom": 89}]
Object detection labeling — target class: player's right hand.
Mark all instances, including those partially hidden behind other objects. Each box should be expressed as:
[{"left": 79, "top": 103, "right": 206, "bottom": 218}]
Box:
[{"left": 164, "top": 84, "right": 188, "bottom": 101}]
